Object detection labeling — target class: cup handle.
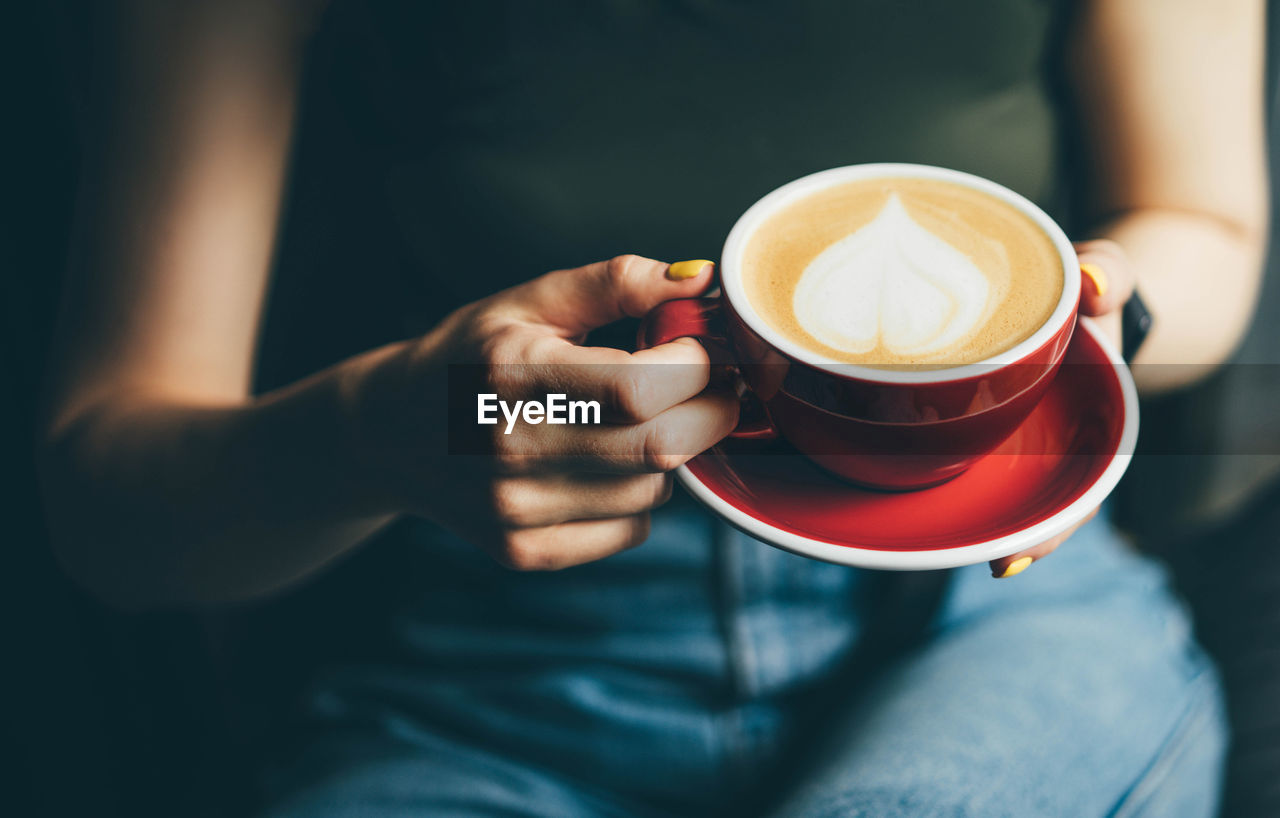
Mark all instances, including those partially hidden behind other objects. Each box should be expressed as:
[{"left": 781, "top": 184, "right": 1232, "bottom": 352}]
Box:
[{"left": 638, "top": 297, "right": 778, "bottom": 440}]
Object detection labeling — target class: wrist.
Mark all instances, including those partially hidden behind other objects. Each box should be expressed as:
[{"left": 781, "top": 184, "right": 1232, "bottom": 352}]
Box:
[{"left": 339, "top": 336, "right": 450, "bottom": 517}]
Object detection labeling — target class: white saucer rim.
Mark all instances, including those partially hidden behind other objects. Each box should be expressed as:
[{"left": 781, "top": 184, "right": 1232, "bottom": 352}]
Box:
[{"left": 674, "top": 317, "right": 1139, "bottom": 571}]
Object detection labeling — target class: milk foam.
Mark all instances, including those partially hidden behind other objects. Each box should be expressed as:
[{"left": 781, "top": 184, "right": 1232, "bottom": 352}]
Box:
[{"left": 791, "top": 194, "right": 996, "bottom": 357}]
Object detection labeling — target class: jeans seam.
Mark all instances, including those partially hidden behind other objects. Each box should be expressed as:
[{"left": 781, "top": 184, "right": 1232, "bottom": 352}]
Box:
[
  {"left": 1109, "top": 665, "right": 1225, "bottom": 818},
  {"left": 712, "top": 522, "right": 759, "bottom": 796},
  {"left": 720, "top": 525, "right": 760, "bottom": 698}
]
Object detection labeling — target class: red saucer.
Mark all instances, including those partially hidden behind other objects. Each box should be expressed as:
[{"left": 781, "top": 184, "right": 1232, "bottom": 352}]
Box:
[{"left": 677, "top": 318, "right": 1138, "bottom": 570}]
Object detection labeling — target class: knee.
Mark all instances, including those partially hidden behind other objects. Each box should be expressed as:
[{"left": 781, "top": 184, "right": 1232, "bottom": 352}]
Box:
[{"left": 1108, "top": 671, "right": 1228, "bottom": 817}]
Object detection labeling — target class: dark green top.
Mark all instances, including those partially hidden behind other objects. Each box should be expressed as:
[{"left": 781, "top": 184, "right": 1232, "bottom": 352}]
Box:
[{"left": 274, "top": 0, "right": 1071, "bottom": 339}]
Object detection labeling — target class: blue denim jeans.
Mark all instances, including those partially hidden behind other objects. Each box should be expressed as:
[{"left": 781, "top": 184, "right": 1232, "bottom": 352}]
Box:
[{"left": 263, "top": 499, "right": 1226, "bottom": 817}]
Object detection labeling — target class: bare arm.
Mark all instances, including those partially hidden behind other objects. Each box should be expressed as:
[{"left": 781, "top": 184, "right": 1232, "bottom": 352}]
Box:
[
  {"left": 1068, "top": 0, "right": 1269, "bottom": 392},
  {"left": 39, "top": 1, "right": 404, "bottom": 609},
  {"left": 990, "top": 0, "right": 1269, "bottom": 577},
  {"left": 39, "top": 3, "right": 733, "bottom": 610}
]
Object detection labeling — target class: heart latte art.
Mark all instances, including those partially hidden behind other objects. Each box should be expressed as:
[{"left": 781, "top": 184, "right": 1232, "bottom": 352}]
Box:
[
  {"left": 793, "top": 194, "right": 996, "bottom": 357},
  {"left": 742, "top": 177, "right": 1063, "bottom": 368}
]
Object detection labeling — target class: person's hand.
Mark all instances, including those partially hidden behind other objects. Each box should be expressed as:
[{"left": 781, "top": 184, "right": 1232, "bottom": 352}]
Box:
[
  {"left": 361, "top": 255, "right": 737, "bottom": 571},
  {"left": 987, "top": 240, "right": 1136, "bottom": 578}
]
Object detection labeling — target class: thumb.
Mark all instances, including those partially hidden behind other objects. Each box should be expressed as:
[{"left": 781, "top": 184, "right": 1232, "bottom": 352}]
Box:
[{"left": 508, "top": 255, "right": 715, "bottom": 337}]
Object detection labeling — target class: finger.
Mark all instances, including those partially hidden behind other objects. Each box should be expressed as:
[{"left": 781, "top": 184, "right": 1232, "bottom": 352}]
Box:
[
  {"left": 988, "top": 508, "right": 1099, "bottom": 578},
  {"left": 490, "top": 473, "right": 673, "bottom": 528},
  {"left": 988, "top": 535, "right": 1066, "bottom": 579},
  {"left": 494, "top": 514, "right": 652, "bottom": 571},
  {"left": 1074, "top": 240, "right": 1136, "bottom": 317},
  {"left": 499, "top": 388, "right": 740, "bottom": 474},
  {"left": 509, "top": 255, "right": 715, "bottom": 336},
  {"left": 558, "top": 388, "right": 740, "bottom": 473},
  {"left": 527, "top": 335, "right": 711, "bottom": 422}
]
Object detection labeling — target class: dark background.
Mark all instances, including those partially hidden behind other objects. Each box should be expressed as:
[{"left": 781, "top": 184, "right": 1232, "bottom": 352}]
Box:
[{"left": 5, "top": 3, "right": 1280, "bottom": 816}]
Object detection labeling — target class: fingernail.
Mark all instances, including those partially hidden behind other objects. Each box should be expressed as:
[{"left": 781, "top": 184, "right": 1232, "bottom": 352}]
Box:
[
  {"left": 997, "top": 556, "right": 1034, "bottom": 579},
  {"left": 667, "top": 260, "right": 713, "bottom": 281},
  {"left": 1080, "top": 263, "right": 1108, "bottom": 298}
]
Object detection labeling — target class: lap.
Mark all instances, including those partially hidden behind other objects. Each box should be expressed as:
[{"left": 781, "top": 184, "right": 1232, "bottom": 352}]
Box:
[
  {"left": 768, "top": 518, "right": 1227, "bottom": 818},
  {"left": 261, "top": 518, "right": 1225, "bottom": 817}
]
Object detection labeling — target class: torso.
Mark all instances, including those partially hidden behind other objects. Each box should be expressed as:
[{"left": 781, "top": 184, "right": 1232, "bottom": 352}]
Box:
[{"left": 293, "top": 0, "right": 1070, "bottom": 322}]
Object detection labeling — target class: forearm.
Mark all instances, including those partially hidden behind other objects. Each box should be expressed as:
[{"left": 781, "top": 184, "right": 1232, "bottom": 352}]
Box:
[
  {"left": 39, "top": 340, "right": 414, "bottom": 610},
  {"left": 1095, "top": 208, "right": 1266, "bottom": 393}
]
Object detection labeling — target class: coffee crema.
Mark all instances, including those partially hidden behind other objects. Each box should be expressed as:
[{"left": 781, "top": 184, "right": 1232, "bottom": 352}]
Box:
[{"left": 741, "top": 177, "right": 1063, "bottom": 368}]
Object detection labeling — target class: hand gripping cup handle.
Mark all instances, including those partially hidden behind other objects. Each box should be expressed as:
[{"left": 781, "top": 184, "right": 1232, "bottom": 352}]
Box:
[{"left": 638, "top": 297, "right": 778, "bottom": 440}]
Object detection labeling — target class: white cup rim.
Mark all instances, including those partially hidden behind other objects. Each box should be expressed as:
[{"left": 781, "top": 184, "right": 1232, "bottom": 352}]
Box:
[{"left": 719, "top": 163, "right": 1081, "bottom": 385}]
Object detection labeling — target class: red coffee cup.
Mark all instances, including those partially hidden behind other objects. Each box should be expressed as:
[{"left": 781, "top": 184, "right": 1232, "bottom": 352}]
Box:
[{"left": 640, "top": 164, "right": 1082, "bottom": 490}]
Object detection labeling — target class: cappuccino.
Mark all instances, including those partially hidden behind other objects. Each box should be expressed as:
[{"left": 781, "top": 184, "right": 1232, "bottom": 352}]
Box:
[{"left": 742, "top": 177, "right": 1062, "bottom": 367}]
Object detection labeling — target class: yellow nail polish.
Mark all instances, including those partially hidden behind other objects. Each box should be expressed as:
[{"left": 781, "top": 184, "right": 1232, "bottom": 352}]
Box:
[
  {"left": 667, "top": 260, "right": 713, "bottom": 281},
  {"left": 1080, "top": 263, "right": 1108, "bottom": 298},
  {"left": 999, "top": 556, "right": 1034, "bottom": 578}
]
